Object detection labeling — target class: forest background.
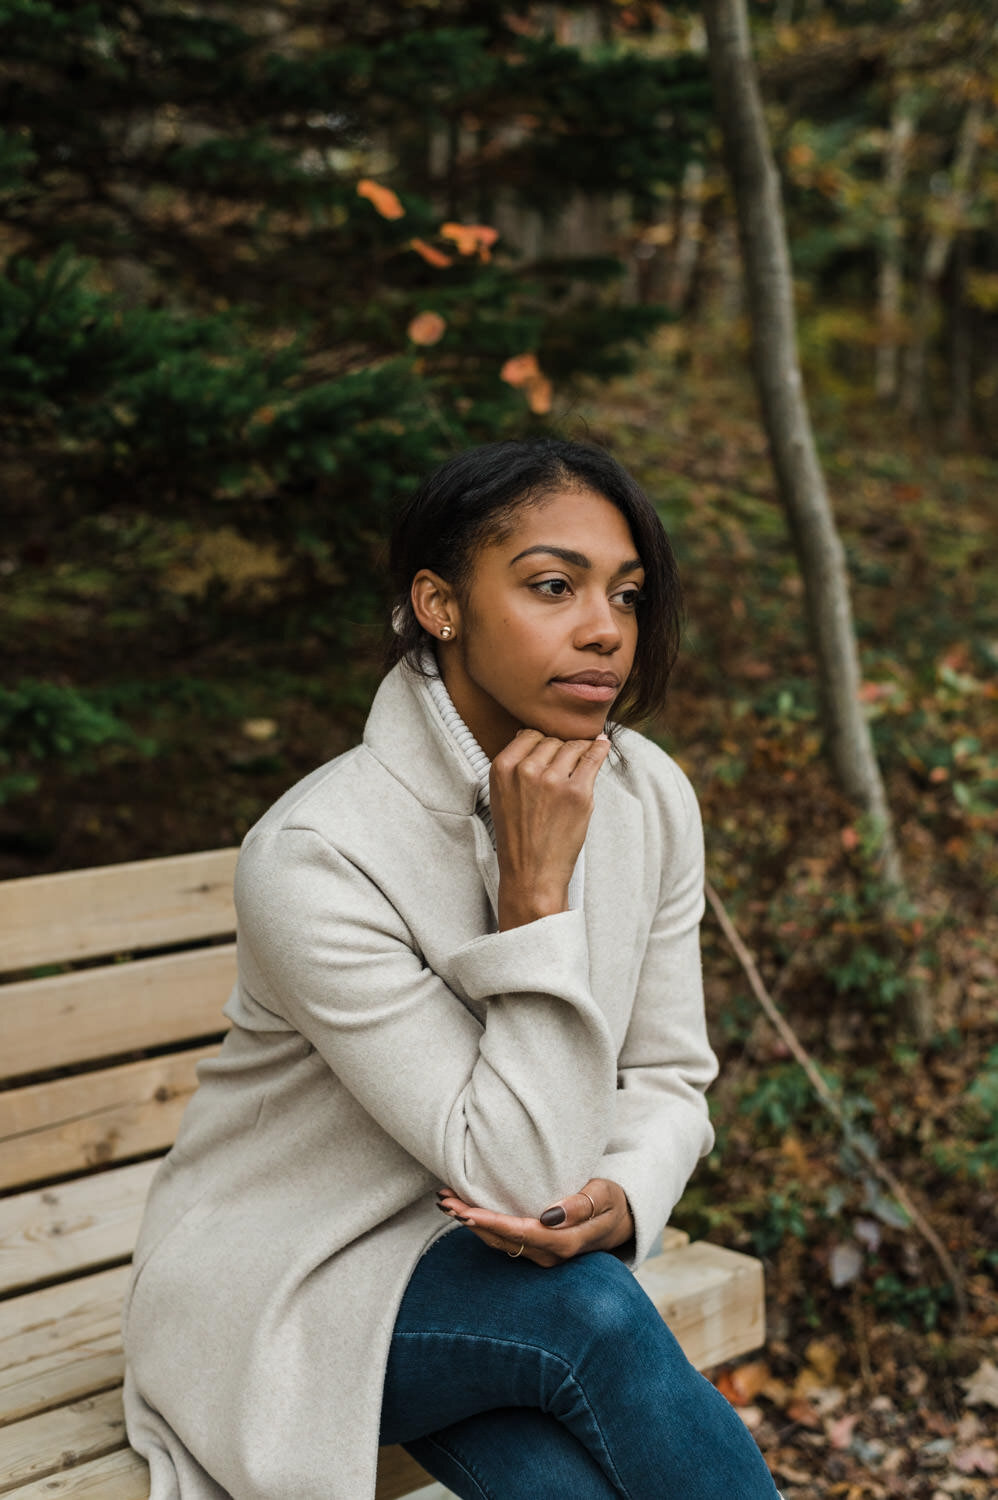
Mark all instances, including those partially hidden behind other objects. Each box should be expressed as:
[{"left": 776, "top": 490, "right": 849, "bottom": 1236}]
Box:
[{"left": 1, "top": 1, "right": 996, "bottom": 1493}]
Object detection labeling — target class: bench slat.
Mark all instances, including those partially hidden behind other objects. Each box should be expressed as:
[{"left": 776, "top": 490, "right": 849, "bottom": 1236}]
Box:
[
  {"left": 0, "top": 1050, "right": 217, "bottom": 1193},
  {"left": 0, "top": 1162, "right": 158, "bottom": 1297},
  {"left": 376, "top": 1447, "right": 435, "bottom": 1499},
  {"left": 636, "top": 1241, "right": 766, "bottom": 1371},
  {"left": 0, "top": 1388, "right": 125, "bottom": 1494},
  {"left": 0, "top": 851, "right": 238, "bottom": 974},
  {"left": 1, "top": 1445, "right": 146, "bottom": 1499},
  {"left": 1, "top": 1433, "right": 432, "bottom": 1500},
  {"left": 0, "top": 1267, "right": 130, "bottom": 1427},
  {"left": 0, "top": 948, "right": 234, "bottom": 1084}
]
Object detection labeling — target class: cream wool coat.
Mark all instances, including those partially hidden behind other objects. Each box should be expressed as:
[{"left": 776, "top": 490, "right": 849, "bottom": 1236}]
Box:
[{"left": 122, "top": 660, "right": 718, "bottom": 1500}]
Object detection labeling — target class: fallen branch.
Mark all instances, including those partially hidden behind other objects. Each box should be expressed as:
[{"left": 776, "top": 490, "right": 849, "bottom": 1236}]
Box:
[{"left": 705, "top": 879, "right": 967, "bottom": 1332}]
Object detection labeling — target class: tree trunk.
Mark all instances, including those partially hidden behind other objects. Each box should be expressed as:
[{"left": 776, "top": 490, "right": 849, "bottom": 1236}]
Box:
[
  {"left": 666, "top": 160, "right": 705, "bottom": 309},
  {"left": 945, "top": 233, "right": 972, "bottom": 446},
  {"left": 875, "top": 106, "right": 914, "bottom": 403},
  {"left": 701, "top": 0, "right": 929, "bottom": 1035},
  {"left": 900, "top": 99, "right": 983, "bottom": 421}
]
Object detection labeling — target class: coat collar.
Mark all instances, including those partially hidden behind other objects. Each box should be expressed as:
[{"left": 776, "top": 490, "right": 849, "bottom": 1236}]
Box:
[{"left": 363, "top": 659, "right": 482, "bottom": 817}]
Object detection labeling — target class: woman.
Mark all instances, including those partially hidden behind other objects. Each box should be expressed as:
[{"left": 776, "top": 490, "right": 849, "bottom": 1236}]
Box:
[{"left": 123, "top": 438, "right": 780, "bottom": 1499}]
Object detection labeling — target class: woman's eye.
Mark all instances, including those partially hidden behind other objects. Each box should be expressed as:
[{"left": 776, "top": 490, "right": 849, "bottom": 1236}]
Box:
[
  {"left": 533, "top": 578, "right": 571, "bottom": 598},
  {"left": 612, "top": 587, "right": 645, "bottom": 609}
]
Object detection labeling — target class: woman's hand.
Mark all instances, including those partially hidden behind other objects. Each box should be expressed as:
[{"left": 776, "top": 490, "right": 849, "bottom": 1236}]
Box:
[
  {"left": 491, "top": 729, "right": 611, "bottom": 931},
  {"left": 436, "top": 1178, "right": 635, "bottom": 1269}
]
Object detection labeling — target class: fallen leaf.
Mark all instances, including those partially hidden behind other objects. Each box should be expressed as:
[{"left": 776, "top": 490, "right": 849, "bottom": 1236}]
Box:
[
  {"left": 854, "top": 1217, "right": 881, "bottom": 1253},
  {"left": 410, "top": 237, "right": 452, "bottom": 268},
  {"left": 830, "top": 1240, "right": 864, "bottom": 1288},
  {"left": 952, "top": 1443, "right": 998, "bottom": 1475},
  {"left": 962, "top": 1359, "right": 998, "bottom": 1409},
  {"left": 407, "top": 311, "right": 447, "bottom": 346},
  {"left": 356, "top": 178, "right": 405, "bottom": 219},
  {"left": 786, "top": 1397, "right": 822, "bottom": 1428},
  {"left": 805, "top": 1338, "right": 839, "bottom": 1385},
  {"left": 731, "top": 1360, "right": 771, "bottom": 1404},
  {"left": 828, "top": 1411, "right": 859, "bottom": 1450}
]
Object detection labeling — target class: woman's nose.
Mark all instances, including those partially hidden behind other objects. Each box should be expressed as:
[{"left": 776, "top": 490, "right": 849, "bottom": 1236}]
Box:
[{"left": 575, "top": 595, "right": 622, "bottom": 650}]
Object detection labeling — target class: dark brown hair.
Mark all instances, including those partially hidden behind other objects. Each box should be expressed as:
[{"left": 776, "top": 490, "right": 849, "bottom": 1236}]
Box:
[{"left": 386, "top": 438, "right": 683, "bottom": 727}]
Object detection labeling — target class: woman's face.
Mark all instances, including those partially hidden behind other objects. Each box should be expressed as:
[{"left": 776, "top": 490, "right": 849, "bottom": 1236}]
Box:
[{"left": 420, "top": 487, "right": 644, "bottom": 759}]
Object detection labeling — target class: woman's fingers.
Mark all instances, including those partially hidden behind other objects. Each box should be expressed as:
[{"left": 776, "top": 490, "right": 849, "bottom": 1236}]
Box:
[{"left": 539, "top": 1187, "right": 603, "bottom": 1229}]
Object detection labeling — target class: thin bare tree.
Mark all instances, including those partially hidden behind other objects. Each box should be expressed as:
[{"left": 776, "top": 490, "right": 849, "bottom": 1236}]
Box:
[
  {"left": 701, "top": 0, "right": 931, "bottom": 1037},
  {"left": 876, "top": 102, "right": 915, "bottom": 403}
]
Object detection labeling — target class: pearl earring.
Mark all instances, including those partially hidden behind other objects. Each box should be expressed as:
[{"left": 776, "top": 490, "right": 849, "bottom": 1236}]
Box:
[{"left": 440, "top": 625, "right": 453, "bottom": 639}]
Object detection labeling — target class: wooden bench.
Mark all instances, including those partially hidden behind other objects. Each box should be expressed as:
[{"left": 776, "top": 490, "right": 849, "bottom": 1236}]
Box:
[{"left": 0, "top": 849, "right": 766, "bottom": 1498}]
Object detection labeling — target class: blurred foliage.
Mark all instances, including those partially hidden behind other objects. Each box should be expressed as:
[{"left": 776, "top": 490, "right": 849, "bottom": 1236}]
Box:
[{"left": 0, "top": 680, "right": 147, "bottom": 804}]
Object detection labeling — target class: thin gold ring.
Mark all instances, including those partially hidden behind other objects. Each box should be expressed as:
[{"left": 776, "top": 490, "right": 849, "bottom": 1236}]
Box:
[
  {"left": 580, "top": 1192, "right": 597, "bottom": 1222},
  {"left": 506, "top": 1237, "right": 525, "bottom": 1259}
]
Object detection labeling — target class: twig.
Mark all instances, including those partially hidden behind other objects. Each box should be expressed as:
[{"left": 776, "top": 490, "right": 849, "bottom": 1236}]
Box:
[{"left": 705, "top": 879, "right": 967, "bottom": 1332}]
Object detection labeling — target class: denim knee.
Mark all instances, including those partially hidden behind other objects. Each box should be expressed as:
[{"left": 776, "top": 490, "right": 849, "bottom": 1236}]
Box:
[{"left": 537, "top": 1253, "right": 677, "bottom": 1367}]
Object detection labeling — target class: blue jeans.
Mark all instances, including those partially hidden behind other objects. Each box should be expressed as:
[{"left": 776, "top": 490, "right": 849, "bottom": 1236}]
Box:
[{"left": 380, "top": 1228, "right": 779, "bottom": 1499}]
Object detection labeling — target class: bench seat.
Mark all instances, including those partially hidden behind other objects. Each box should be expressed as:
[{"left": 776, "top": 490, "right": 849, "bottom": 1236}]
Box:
[{"left": 0, "top": 850, "right": 765, "bottom": 1497}]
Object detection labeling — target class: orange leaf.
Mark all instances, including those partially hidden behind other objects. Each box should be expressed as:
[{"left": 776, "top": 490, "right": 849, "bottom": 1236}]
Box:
[
  {"left": 501, "top": 352, "right": 541, "bottom": 388},
  {"left": 441, "top": 222, "right": 499, "bottom": 259},
  {"left": 526, "top": 375, "right": 553, "bottom": 414},
  {"left": 407, "top": 311, "right": 447, "bottom": 346},
  {"left": 730, "top": 1361, "right": 771, "bottom": 1405},
  {"left": 841, "top": 826, "right": 859, "bottom": 851},
  {"left": 410, "top": 237, "right": 453, "bottom": 268},
  {"left": 357, "top": 178, "right": 405, "bottom": 220}
]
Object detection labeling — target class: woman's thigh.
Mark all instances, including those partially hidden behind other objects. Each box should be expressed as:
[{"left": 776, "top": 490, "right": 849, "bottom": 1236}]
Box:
[
  {"left": 404, "top": 1407, "right": 616, "bottom": 1500},
  {"left": 380, "top": 1226, "right": 656, "bottom": 1441},
  {"left": 380, "top": 1227, "right": 780, "bottom": 1499}
]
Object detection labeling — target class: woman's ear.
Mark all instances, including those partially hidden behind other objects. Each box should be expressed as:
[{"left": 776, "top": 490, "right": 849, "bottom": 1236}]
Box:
[{"left": 410, "top": 569, "right": 460, "bottom": 642}]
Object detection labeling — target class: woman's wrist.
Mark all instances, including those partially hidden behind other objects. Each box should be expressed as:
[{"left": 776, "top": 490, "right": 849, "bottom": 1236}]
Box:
[{"left": 497, "top": 882, "right": 570, "bottom": 931}]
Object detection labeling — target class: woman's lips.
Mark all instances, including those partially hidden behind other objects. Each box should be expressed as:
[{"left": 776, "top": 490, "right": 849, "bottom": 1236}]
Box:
[{"left": 550, "top": 672, "right": 620, "bottom": 703}]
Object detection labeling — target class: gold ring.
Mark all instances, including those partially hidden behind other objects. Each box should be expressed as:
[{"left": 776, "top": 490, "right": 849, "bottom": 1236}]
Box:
[
  {"left": 580, "top": 1192, "right": 596, "bottom": 1222},
  {"left": 506, "top": 1237, "right": 525, "bottom": 1259}
]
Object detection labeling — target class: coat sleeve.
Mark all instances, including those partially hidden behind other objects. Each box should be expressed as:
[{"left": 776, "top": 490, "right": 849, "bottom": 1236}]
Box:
[
  {"left": 594, "top": 762, "right": 718, "bottom": 1267},
  {"left": 234, "top": 825, "right": 618, "bottom": 1217}
]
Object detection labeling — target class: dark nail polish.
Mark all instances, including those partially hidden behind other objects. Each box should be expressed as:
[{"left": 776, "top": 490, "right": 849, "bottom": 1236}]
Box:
[{"left": 540, "top": 1206, "right": 566, "bottom": 1227}]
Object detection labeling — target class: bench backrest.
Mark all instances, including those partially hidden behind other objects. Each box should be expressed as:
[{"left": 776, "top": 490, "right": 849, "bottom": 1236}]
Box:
[{"left": 0, "top": 849, "right": 239, "bottom": 1296}]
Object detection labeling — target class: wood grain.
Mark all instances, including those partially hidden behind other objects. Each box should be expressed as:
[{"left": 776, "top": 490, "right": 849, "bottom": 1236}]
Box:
[
  {"left": 0, "top": 1161, "right": 157, "bottom": 1297},
  {"left": 6, "top": 1447, "right": 148, "bottom": 1499},
  {"left": 2, "top": 1436, "right": 431, "bottom": 1500},
  {"left": 0, "top": 1389, "right": 125, "bottom": 1493},
  {"left": 0, "top": 849, "right": 238, "bottom": 974},
  {"left": 0, "top": 1267, "right": 131, "bottom": 1427},
  {"left": 0, "top": 1050, "right": 217, "bottom": 1192},
  {"left": 0, "top": 948, "right": 234, "bottom": 1084}
]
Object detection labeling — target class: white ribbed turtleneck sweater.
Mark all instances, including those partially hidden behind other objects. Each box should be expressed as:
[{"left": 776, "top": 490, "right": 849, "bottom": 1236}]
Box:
[{"left": 423, "top": 650, "right": 585, "bottom": 910}]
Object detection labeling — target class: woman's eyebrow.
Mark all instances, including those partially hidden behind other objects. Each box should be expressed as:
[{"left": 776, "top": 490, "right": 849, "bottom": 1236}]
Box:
[{"left": 508, "top": 544, "right": 643, "bottom": 577}]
